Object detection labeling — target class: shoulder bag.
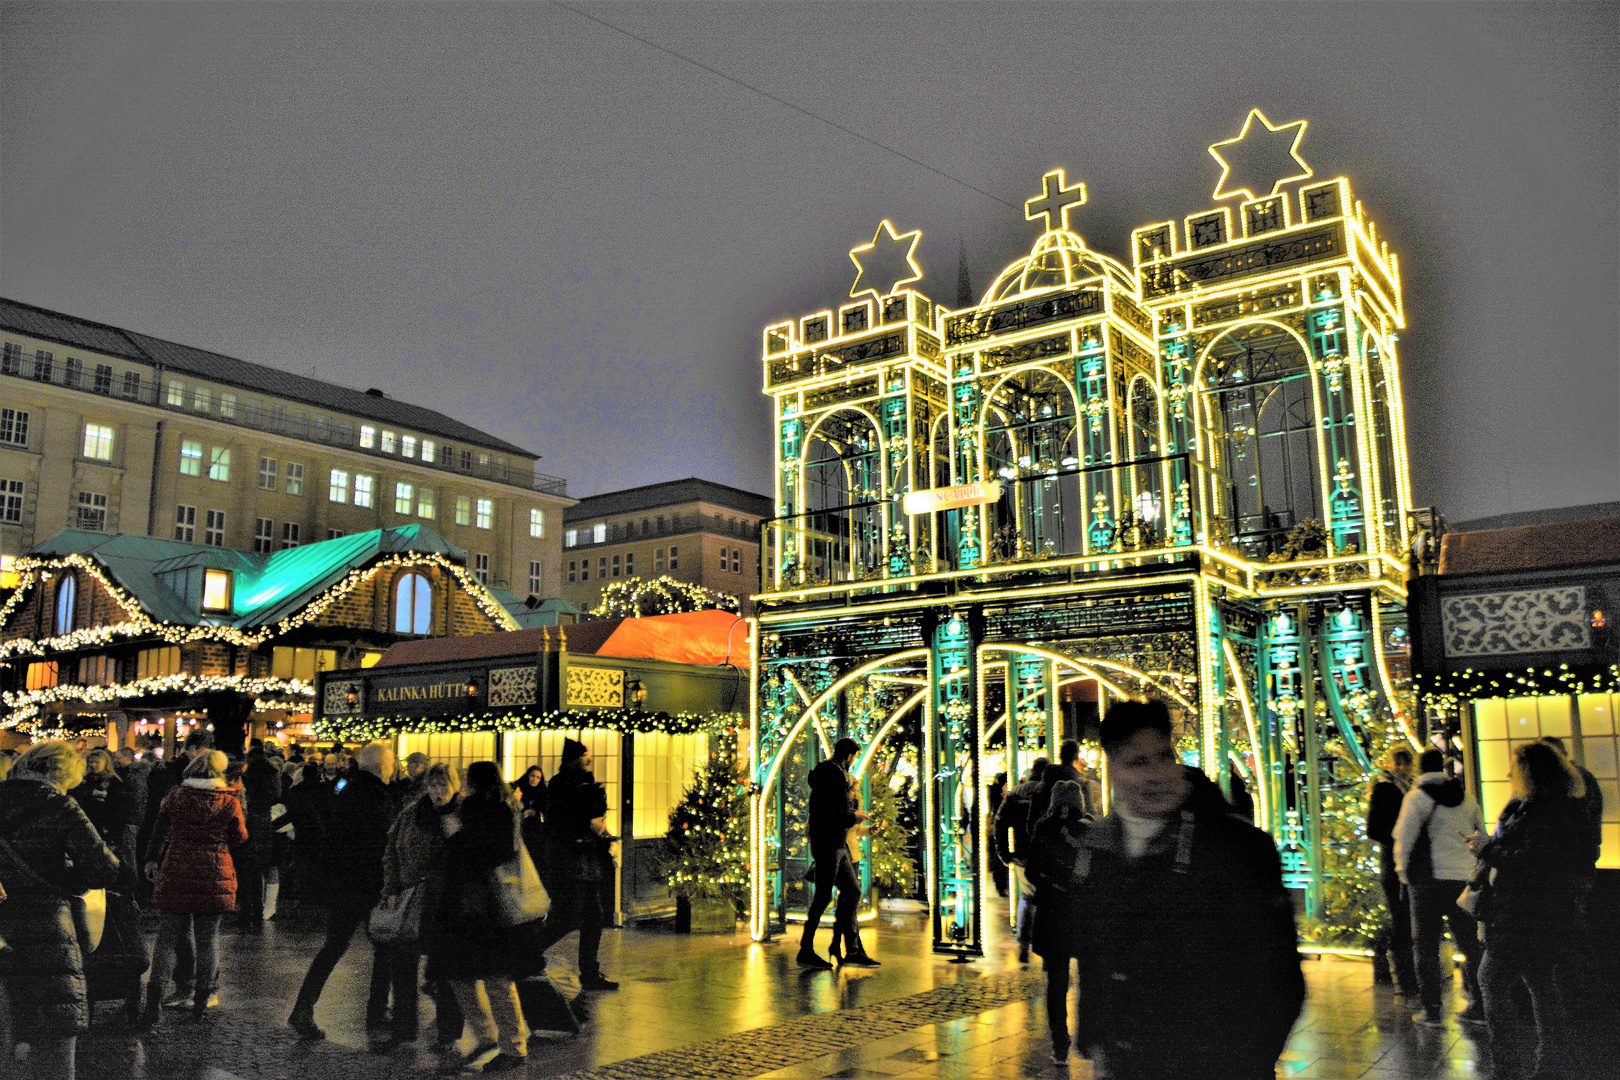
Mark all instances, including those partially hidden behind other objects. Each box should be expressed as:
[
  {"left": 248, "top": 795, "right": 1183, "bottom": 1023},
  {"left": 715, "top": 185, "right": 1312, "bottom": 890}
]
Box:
[
  {"left": 491, "top": 815, "right": 550, "bottom": 927},
  {"left": 1404, "top": 797, "right": 1440, "bottom": 887},
  {"left": 367, "top": 882, "right": 426, "bottom": 945}
]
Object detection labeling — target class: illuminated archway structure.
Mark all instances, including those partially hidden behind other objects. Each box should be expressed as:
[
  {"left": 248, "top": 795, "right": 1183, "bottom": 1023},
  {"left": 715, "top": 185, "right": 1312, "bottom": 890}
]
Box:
[{"left": 750, "top": 110, "right": 1419, "bottom": 952}]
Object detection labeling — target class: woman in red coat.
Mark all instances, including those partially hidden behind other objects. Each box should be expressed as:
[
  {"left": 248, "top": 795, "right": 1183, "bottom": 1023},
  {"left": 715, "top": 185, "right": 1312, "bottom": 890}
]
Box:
[{"left": 138, "top": 750, "right": 248, "bottom": 1025}]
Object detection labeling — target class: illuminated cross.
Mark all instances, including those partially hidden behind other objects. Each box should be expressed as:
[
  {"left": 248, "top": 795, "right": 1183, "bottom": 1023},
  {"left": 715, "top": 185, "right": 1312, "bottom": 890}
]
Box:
[{"left": 1024, "top": 168, "right": 1087, "bottom": 233}]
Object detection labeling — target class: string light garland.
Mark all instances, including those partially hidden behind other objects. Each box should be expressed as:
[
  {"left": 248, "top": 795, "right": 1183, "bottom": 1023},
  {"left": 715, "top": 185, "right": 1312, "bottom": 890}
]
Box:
[
  {"left": 314, "top": 708, "right": 745, "bottom": 743},
  {"left": 591, "top": 575, "right": 740, "bottom": 619},
  {"left": 1414, "top": 663, "right": 1620, "bottom": 711},
  {"left": 3, "top": 675, "right": 313, "bottom": 729}
]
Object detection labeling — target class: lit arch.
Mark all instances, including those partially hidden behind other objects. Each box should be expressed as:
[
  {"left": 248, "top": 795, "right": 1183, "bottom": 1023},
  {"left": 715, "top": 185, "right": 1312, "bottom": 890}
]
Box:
[{"left": 394, "top": 571, "right": 432, "bottom": 635}]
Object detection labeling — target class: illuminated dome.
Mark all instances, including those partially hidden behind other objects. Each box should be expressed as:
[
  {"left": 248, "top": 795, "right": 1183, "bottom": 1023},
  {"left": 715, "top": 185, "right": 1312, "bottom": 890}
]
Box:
[{"left": 982, "top": 231, "right": 1136, "bottom": 304}]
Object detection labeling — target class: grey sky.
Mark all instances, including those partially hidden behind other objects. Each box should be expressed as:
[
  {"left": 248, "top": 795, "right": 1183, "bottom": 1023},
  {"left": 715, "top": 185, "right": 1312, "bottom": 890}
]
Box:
[{"left": 2, "top": 1, "right": 1615, "bottom": 523}]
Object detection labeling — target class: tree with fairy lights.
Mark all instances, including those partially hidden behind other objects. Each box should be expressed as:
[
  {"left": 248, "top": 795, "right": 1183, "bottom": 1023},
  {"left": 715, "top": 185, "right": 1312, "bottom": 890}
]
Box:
[
  {"left": 864, "top": 759, "right": 917, "bottom": 899},
  {"left": 591, "top": 575, "right": 741, "bottom": 619},
  {"left": 662, "top": 730, "right": 748, "bottom": 906}
]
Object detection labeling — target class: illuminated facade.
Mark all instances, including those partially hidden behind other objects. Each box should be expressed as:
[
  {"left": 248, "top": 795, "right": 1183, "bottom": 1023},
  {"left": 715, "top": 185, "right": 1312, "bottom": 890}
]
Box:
[{"left": 749, "top": 110, "right": 1419, "bottom": 952}]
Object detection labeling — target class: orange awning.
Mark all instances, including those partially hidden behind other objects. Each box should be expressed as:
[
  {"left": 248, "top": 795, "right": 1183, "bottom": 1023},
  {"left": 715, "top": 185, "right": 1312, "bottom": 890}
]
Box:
[{"left": 591, "top": 610, "right": 751, "bottom": 668}]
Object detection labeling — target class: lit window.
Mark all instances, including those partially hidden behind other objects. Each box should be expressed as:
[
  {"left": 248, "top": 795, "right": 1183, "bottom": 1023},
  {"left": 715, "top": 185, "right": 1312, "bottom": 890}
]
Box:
[
  {"left": 285, "top": 462, "right": 304, "bottom": 495},
  {"left": 0, "top": 409, "right": 30, "bottom": 446},
  {"left": 175, "top": 504, "right": 196, "bottom": 541},
  {"left": 529, "top": 560, "right": 542, "bottom": 594},
  {"left": 25, "top": 661, "right": 58, "bottom": 690},
  {"left": 219, "top": 392, "right": 236, "bottom": 418},
  {"left": 474, "top": 553, "right": 489, "bottom": 584},
  {"left": 530, "top": 508, "right": 545, "bottom": 538},
  {"left": 669, "top": 545, "right": 678, "bottom": 570},
  {"left": 417, "top": 487, "right": 435, "bottom": 519},
  {"left": 75, "top": 492, "right": 107, "bottom": 531},
  {"left": 93, "top": 365, "right": 113, "bottom": 394},
  {"left": 253, "top": 518, "right": 274, "bottom": 553},
  {"left": 395, "top": 482, "right": 413, "bottom": 514},
  {"left": 565, "top": 529, "right": 577, "bottom": 548},
  {"left": 167, "top": 381, "right": 185, "bottom": 406},
  {"left": 593, "top": 523, "right": 606, "bottom": 543},
  {"left": 180, "top": 440, "right": 203, "bottom": 476},
  {"left": 394, "top": 572, "right": 432, "bottom": 633},
  {"left": 455, "top": 496, "right": 471, "bottom": 527},
  {"left": 1, "top": 479, "right": 23, "bottom": 523},
  {"left": 136, "top": 646, "right": 181, "bottom": 679},
  {"left": 354, "top": 474, "right": 374, "bottom": 508},
  {"left": 329, "top": 470, "right": 349, "bottom": 503},
  {"left": 54, "top": 575, "right": 76, "bottom": 634},
  {"left": 360, "top": 425, "right": 376, "bottom": 449},
  {"left": 258, "top": 457, "right": 278, "bottom": 490},
  {"left": 193, "top": 387, "right": 211, "bottom": 411},
  {"left": 401, "top": 435, "right": 417, "bottom": 459},
  {"left": 381, "top": 430, "right": 397, "bottom": 454},
  {"left": 208, "top": 447, "right": 230, "bottom": 482},
  {"left": 476, "top": 499, "right": 493, "bottom": 530},
  {"left": 202, "top": 569, "right": 231, "bottom": 611},
  {"left": 422, "top": 439, "right": 436, "bottom": 462},
  {"left": 205, "top": 509, "right": 226, "bottom": 546},
  {"left": 82, "top": 424, "right": 114, "bottom": 461},
  {"left": 281, "top": 522, "right": 301, "bottom": 549}
]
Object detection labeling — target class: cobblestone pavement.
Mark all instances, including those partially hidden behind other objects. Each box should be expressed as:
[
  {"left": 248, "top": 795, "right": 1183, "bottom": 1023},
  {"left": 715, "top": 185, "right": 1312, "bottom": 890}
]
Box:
[{"left": 57, "top": 903, "right": 1537, "bottom": 1080}]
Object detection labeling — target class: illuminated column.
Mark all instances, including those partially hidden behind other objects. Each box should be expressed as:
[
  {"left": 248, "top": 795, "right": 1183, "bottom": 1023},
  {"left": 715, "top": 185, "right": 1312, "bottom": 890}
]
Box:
[
  {"left": 1193, "top": 579, "right": 1223, "bottom": 777},
  {"left": 929, "top": 611, "right": 981, "bottom": 956}
]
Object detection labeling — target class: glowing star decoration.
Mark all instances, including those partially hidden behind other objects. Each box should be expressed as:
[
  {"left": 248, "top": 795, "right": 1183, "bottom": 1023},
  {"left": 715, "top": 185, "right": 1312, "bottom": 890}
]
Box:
[
  {"left": 848, "top": 220, "right": 923, "bottom": 300},
  {"left": 1023, "top": 168, "right": 1087, "bottom": 233},
  {"left": 1208, "top": 108, "right": 1313, "bottom": 201}
]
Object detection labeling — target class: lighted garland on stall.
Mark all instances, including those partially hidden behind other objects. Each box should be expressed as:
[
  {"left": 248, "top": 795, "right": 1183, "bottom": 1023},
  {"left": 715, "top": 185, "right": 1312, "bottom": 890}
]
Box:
[
  {"left": 1414, "top": 663, "right": 1620, "bottom": 711},
  {"left": 2, "top": 675, "right": 314, "bottom": 730},
  {"left": 313, "top": 708, "right": 745, "bottom": 743},
  {"left": 591, "top": 575, "right": 741, "bottom": 619}
]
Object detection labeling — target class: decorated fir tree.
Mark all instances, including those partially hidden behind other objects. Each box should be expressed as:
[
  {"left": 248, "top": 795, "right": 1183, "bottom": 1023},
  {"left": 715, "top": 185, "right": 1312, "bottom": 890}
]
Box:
[
  {"left": 864, "top": 764, "right": 917, "bottom": 899},
  {"left": 662, "top": 731, "right": 749, "bottom": 905}
]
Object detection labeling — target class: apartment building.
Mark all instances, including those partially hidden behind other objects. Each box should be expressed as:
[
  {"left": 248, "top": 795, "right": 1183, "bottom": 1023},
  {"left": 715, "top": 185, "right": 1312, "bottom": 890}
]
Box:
[
  {"left": 561, "top": 478, "right": 772, "bottom": 615},
  {"left": 0, "top": 297, "right": 571, "bottom": 598}
]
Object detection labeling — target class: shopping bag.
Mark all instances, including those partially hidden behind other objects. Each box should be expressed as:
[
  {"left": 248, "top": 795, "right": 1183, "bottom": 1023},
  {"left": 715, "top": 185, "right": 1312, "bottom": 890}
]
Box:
[{"left": 491, "top": 820, "right": 550, "bottom": 927}]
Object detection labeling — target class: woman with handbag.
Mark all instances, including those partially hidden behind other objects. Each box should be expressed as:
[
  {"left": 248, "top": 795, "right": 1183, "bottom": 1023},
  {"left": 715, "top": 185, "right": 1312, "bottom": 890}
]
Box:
[
  {"left": 375, "top": 762, "right": 463, "bottom": 1051},
  {"left": 0, "top": 741, "right": 121, "bottom": 1080},
  {"left": 425, "top": 761, "right": 532, "bottom": 1072},
  {"left": 139, "top": 750, "right": 248, "bottom": 1026}
]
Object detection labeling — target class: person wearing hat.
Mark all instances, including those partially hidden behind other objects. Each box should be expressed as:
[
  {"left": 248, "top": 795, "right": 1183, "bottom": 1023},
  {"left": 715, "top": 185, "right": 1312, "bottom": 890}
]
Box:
[
  {"left": 528, "top": 738, "right": 619, "bottom": 991},
  {"left": 396, "top": 752, "right": 432, "bottom": 805}
]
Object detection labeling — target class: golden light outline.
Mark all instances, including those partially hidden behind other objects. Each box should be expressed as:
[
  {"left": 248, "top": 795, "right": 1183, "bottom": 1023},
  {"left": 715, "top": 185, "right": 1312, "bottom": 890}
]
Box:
[
  {"left": 1024, "top": 168, "right": 1088, "bottom": 234},
  {"left": 1208, "top": 108, "right": 1313, "bottom": 202},
  {"left": 849, "top": 220, "right": 923, "bottom": 300}
]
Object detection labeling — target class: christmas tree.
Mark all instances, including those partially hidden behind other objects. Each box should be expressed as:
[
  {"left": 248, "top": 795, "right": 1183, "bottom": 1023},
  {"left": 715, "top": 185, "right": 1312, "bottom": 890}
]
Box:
[
  {"left": 864, "top": 758, "right": 917, "bottom": 898},
  {"left": 662, "top": 730, "right": 749, "bottom": 904}
]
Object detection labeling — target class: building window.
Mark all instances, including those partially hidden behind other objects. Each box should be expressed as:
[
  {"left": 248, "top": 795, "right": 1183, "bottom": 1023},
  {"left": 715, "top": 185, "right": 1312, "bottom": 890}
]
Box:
[
  {"left": 25, "top": 660, "right": 58, "bottom": 690},
  {"left": 474, "top": 553, "right": 489, "bottom": 584},
  {"left": 329, "top": 470, "right": 349, "bottom": 503},
  {"left": 76, "top": 492, "right": 107, "bottom": 531},
  {"left": 455, "top": 496, "right": 471, "bottom": 527},
  {"left": 220, "top": 392, "right": 236, "bottom": 418},
  {"left": 354, "top": 474, "right": 374, "bottom": 508},
  {"left": 93, "top": 364, "right": 113, "bottom": 394},
  {"left": 82, "top": 424, "right": 114, "bottom": 461},
  {"left": 136, "top": 645, "right": 182, "bottom": 679},
  {"left": 395, "top": 482, "right": 413, "bottom": 514},
  {"left": 401, "top": 435, "right": 417, "bottom": 459},
  {"left": 394, "top": 572, "right": 432, "bottom": 634},
  {"left": 167, "top": 380, "right": 185, "bottom": 406},
  {"left": 193, "top": 387, "right": 211, "bottom": 412},
  {"left": 611, "top": 554, "right": 621, "bottom": 578},
  {"left": 417, "top": 487, "right": 435, "bottom": 519},
  {"left": 593, "top": 523, "right": 607, "bottom": 543},
  {"left": 656, "top": 515, "right": 666, "bottom": 533},
  {"left": 32, "top": 350, "right": 53, "bottom": 381},
  {"left": 655, "top": 547, "right": 665, "bottom": 573},
  {"left": 268, "top": 404, "right": 286, "bottom": 430},
  {"left": 422, "top": 439, "right": 436, "bottom": 462},
  {"left": 0, "top": 343, "right": 18, "bottom": 375},
  {"left": 1, "top": 479, "right": 23, "bottom": 523},
  {"left": 568, "top": 560, "right": 576, "bottom": 583},
  {"left": 253, "top": 517, "right": 274, "bottom": 553},
  {"left": 175, "top": 504, "right": 196, "bottom": 541},
  {"left": 201, "top": 569, "right": 232, "bottom": 611},
  {"left": 381, "top": 430, "right": 397, "bottom": 454},
  {"left": 668, "top": 545, "right": 679, "bottom": 570},
  {"left": 327, "top": 528, "right": 345, "bottom": 539},
  {"left": 530, "top": 508, "right": 545, "bottom": 538},
  {"left": 625, "top": 552, "right": 634, "bottom": 575},
  {"left": 207, "top": 447, "right": 230, "bottom": 482},
  {"left": 598, "top": 556, "right": 607, "bottom": 578},
  {"left": 476, "top": 499, "right": 493, "bottom": 530},
  {"left": 360, "top": 425, "right": 376, "bottom": 449},
  {"left": 580, "top": 559, "right": 589, "bottom": 581},
  {"left": 285, "top": 462, "right": 304, "bottom": 495},
  {"left": 0, "top": 409, "right": 28, "bottom": 446},
  {"left": 122, "top": 371, "right": 142, "bottom": 399},
  {"left": 565, "top": 529, "right": 577, "bottom": 548},
  {"left": 719, "top": 545, "right": 728, "bottom": 570},
  {"left": 64, "top": 357, "right": 82, "bottom": 388},
  {"left": 204, "top": 509, "right": 226, "bottom": 546},
  {"left": 529, "top": 560, "right": 543, "bottom": 594},
  {"left": 180, "top": 440, "right": 203, "bottom": 476},
  {"left": 732, "top": 549, "right": 741, "bottom": 573},
  {"left": 55, "top": 575, "right": 77, "bottom": 634},
  {"left": 281, "top": 522, "right": 301, "bottom": 549},
  {"left": 258, "top": 457, "right": 278, "bottom": 490}
]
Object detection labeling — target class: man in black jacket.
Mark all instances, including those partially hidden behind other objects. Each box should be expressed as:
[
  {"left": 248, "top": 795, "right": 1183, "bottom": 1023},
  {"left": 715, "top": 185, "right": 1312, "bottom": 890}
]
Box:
[
  {"left": 1072, "top": 701, "right": 1304, "bottom": 1077},
  {"left": 1366, "top": 747, "right": 1417, "bottom": 995},
  {"left": 994, "top": 757, "right": 1047, "bottom": 964},
  {"left": 798, "top": 738, "right": 873, "bottom": 970},
  {"left": 530, "top": 738, "right": 619, "bottom": 991},
  {"left": 288, "top": 741, "right": 399, "bottom": 1041}
]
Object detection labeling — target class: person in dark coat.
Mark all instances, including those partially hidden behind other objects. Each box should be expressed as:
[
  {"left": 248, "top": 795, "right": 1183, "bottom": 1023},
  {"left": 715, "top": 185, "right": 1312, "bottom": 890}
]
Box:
[
  {"left": 1365, "top": 747, "right": 1417, "bottom": 995},
  {"left": 287, "top": 742, "right": 400, "bottom": 1041},
  {"left": 1026, "top": 779, "right": 1089, "bottom": 1063},
  {"left": 278, "top": 760, "right": 331, "bottom": 916},
  {"left": 511, "top": 764, "right": 547, "bottom": 864},
  {"left": 1468, "top": 741, "right": 1589, "bottom": 1080},
  {"left": 234, "top": 747, "right": 283, "bottom": 931},
  {"left": 1073, "top": 701, "right": 1304, "bottom": 1079},
  {"left": 986, "top": 771, "right": 1009, "bottom": 897},
  {"left": 71, "top": 748, "right": 141, "bottom": 877},
  {"left": 993, "top": 757, "right": 1047, "bottom": 963},
  {"left": 528, "top": 739, "right": 619, "bottom": 990},
  {"left": 1027, "top": 739, "right": 1087, "bottom": 829},
  {"left": 0, "top": 742, "right": 122, "bottom": 1080},
  {"left": 797, "top": 737, "right": 873, "bottom": 970},
  {"left": 139, "top": 749, "right": 250, "bottom": 1024}
]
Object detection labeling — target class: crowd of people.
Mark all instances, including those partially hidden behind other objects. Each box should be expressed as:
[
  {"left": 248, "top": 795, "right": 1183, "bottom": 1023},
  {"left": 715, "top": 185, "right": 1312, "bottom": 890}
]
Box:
[{"left": 0, "top": 731, "right": 619, "bottom": 1078}]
